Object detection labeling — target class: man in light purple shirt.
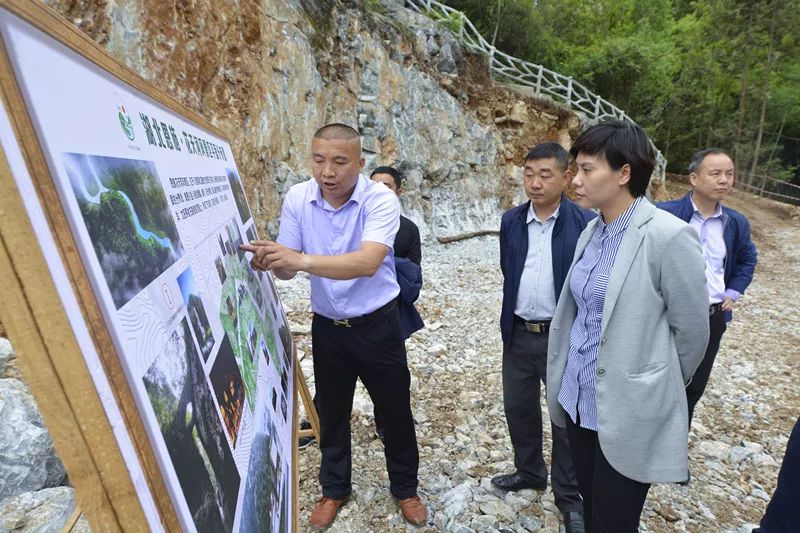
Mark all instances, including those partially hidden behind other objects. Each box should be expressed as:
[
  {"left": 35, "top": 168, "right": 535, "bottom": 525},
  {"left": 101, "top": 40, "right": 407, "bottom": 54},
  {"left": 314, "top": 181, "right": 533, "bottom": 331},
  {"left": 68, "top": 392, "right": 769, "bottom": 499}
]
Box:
[
  {"left": 658, "top": 148, "right": 758, "bottom": 424},
  {"left": 242, "top": 124, "right": 426, "bottom": 529}
]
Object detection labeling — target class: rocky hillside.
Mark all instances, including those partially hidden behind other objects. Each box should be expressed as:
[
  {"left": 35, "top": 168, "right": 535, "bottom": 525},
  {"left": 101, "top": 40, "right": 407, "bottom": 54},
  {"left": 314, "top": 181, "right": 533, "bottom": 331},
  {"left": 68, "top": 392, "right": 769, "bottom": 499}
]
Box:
[{"left": 43, "top": 0, "right": 580, "bottom": 241}]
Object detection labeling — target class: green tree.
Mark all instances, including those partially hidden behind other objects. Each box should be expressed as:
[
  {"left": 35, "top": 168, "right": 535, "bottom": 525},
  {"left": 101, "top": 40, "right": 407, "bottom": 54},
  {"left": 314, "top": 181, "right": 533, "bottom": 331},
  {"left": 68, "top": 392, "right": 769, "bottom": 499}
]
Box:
[{"left": 441, "top": 0, "right": 800, "bottom": 183}]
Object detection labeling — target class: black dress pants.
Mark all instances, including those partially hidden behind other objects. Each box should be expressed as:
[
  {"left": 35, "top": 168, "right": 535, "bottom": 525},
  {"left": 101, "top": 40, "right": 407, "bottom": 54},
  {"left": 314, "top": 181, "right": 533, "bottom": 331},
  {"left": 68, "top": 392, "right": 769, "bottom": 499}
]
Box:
[
  {"left": 687, "top": 307, "right": 727, "bottom": 423},
  {"left": 312, "top": 306, "right": 419, "bottom": 500},
  {"left": 502, "top": 319, "right": 582, "bottom": 513},
  {"left": 565, "top": 414, "right": 650, "bottom": 533}
]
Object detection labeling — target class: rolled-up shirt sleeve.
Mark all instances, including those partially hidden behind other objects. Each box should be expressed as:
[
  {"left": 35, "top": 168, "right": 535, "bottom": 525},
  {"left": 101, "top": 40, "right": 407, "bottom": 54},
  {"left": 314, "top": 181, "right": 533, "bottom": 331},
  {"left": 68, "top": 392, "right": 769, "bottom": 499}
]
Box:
[
  {"left": 276, "top": 186, "right": 303, "bottom": 252},
  {"left": 361, "top": 191, "right": 400, "bottom": 248}
]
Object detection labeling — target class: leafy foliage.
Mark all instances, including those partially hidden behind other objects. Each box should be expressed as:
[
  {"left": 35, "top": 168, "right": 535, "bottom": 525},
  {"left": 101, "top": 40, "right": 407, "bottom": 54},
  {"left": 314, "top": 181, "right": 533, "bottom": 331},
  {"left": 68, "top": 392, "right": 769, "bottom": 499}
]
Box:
[
  {"left": 443, "top": 0, "right": 800, "bottom": 183},
  {"left": 82, "top": 191, "right": 177, "bottom": 308}
]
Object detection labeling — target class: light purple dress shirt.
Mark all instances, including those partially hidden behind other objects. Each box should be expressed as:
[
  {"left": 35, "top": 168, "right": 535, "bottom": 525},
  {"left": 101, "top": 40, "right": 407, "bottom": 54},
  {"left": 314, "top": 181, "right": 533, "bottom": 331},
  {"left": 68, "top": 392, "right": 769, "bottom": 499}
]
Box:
[
  {"left": 688, "top": 195, "right": 740, "bottom": 304},
  {"left": 277, "top": 174, "right": 400, "bottom": 320},
  {"left": 514, "top": 204, "right": 558, "bottom": 321}
]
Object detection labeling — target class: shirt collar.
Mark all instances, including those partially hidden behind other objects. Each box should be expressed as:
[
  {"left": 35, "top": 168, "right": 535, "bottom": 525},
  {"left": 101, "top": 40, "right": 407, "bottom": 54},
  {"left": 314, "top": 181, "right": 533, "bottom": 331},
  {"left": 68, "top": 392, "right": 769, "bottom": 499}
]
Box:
[
  {"left": 599, "top": 196, "right": 641, "bottom": 237},
  {"left": 689, "top": 193, "right": 723, "bottom": 220},
  {"left": 526, "top": 202, "right": 560, "bottom": 224},
  {"left": 310, "top": 173, "right": 368, "bottom": 210}
]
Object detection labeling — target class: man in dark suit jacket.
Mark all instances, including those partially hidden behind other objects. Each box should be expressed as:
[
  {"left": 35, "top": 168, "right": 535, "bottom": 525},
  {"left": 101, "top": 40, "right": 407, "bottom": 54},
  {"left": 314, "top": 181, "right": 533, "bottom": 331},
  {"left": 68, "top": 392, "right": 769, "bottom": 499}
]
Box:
[
  {"left": 370, "top": 166, "right": 422, "bottom": 266},
  {"left": 370, "top": 166, "right": 423, "bottom": 339},
  {"left": 493, "top": 143, "right": 595, "bottom": 533},
  {"left": 657, "top": 148, "right": 758, "bottom": 424},
  {"left": 371, "top": 166, "right": 424, "bottom": 443}
]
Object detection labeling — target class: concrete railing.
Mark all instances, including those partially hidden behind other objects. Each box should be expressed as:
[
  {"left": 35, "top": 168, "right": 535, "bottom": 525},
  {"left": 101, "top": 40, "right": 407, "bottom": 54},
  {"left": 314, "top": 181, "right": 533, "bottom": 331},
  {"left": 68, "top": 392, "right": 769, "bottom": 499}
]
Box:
[{"left": 405, "top": 0, "right": 667, "bottom": 180}]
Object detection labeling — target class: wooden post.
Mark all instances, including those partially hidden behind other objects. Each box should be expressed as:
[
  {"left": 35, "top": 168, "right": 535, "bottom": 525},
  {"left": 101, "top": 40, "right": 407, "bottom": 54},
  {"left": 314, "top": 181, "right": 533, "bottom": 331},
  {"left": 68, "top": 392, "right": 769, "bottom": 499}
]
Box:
[
  {"left": 296, "top": 351, "right": 320, "bottom": 442},
  {"left": 535, "top": 65, "right": 543, "bottom": 96},
  {"left": 566, "top": 77, "right": 573, "bottom": 106}
]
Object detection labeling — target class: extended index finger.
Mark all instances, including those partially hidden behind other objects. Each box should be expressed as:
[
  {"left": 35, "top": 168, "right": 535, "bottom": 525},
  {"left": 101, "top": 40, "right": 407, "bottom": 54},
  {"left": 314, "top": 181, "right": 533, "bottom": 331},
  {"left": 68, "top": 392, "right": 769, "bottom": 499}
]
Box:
[{"left": 239, "top": 239, "right": 276, "bottom": 252}]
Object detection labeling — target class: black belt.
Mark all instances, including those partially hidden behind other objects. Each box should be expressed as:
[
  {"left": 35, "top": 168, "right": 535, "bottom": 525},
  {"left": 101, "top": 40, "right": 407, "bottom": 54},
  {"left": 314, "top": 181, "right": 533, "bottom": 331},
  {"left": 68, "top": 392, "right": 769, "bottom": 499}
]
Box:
[
  {"left": 317, "top": 299, "right": 397, "bottom": 328},
  {"left": 515, "top": 315, "right": 552, "bottom": 334},
  {"left": 709, "top": 303, "right": 724, "bottom": 316}
]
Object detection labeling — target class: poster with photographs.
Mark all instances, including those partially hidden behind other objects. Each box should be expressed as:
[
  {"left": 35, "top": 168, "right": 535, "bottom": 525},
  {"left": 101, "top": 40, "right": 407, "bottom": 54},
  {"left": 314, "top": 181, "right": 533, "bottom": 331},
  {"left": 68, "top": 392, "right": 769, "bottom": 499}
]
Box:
[{"left": 0, "top": 9, "right": 295, "bottom": 532}]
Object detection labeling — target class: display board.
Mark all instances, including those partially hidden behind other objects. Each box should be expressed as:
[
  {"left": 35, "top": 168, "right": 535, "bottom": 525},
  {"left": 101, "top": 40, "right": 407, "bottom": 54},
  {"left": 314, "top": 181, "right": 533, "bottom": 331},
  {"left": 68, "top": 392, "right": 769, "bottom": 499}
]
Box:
[{"left": 0, "top": 1, "right": 296, "bottom": 531}]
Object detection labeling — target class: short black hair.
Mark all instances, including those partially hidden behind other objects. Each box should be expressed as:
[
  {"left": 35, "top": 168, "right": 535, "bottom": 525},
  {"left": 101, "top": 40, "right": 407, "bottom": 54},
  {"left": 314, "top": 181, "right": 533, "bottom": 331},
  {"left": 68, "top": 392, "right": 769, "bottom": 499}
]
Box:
[
  {"left": 688, "top": 148, "right": 731, "bottom": 174},
  {"left": 314, "top": 123, "right": 361, "bottom": 141},
  {"left": 569, "top": 120, "right": 655, "bottom": 197},
  {"left": 525, "top": 142, "right": 569, "bottom": 172},
  {"left": 370, "top": 166, "right": 402, "bottom": 188}
]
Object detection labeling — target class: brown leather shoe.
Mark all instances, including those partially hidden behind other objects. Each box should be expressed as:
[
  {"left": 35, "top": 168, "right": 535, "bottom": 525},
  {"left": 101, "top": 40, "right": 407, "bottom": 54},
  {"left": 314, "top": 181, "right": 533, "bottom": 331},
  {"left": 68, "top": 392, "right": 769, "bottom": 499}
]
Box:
[
  {"left": 398, "top": 495, "right": 427, "bottom": 526},
  {"left": 309, "top": 496, "right": 347, "bottom": 530}
]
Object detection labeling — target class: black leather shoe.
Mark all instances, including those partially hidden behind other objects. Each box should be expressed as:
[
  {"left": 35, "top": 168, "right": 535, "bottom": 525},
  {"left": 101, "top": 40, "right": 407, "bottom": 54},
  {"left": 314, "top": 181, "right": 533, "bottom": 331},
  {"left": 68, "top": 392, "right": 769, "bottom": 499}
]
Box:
[
  {"left": 678, "top": 468, "right": 691, "bottom": 486},
  {"left": 490, "top": 472, "right": 547, "bottom": 492},
  {"left": 563, "top": 511, "right": 585, "bottom": 533}
]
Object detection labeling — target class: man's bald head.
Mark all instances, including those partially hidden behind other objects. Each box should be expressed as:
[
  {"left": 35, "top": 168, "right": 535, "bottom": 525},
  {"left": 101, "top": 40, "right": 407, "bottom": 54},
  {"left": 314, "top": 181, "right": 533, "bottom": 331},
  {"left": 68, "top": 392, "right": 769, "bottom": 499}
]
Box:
[
  {"left": 314, "top": 123, "right": 361, "bottom": 143},
  {"left": 310, "top": 123, "right": 365, "bottom": 208}
]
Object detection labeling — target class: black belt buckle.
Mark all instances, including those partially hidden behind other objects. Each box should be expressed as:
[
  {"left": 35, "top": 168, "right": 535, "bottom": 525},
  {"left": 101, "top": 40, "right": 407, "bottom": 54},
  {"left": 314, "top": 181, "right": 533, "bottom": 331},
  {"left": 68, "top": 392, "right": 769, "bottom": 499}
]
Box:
[
  {"left": 331, "top": 299, "right": 396, "bottom": 327},
  {"left": 523, "top": 320, "right": 550, "bottom": 334},
  {"left": 709, "top": 303, "right": 723, "bottom": 316}
]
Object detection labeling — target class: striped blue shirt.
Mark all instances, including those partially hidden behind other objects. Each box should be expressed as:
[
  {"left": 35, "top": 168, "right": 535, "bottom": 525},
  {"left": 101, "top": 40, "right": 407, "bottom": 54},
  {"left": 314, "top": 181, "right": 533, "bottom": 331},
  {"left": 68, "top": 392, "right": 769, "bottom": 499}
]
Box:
[{"left": 558, "top": 197, "right": 642, "bottom": 430}]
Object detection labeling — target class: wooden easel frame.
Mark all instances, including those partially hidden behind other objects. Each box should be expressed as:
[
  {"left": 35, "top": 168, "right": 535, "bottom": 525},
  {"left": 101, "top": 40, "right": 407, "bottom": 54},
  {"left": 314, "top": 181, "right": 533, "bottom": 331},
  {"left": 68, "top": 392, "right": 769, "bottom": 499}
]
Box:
[
  {"left": 0, "top": 0, "right": 300, "bottom": 530},
  {"left": 297, "top": 359, "right": 320, "bottom": 442}
]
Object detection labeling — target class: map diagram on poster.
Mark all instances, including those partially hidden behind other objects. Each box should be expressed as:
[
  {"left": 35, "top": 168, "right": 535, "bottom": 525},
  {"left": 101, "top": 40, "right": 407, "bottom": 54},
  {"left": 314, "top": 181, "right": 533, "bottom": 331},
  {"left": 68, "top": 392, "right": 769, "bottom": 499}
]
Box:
[{"left": 0, "top": 9, "right": 294, "bottom": 533}]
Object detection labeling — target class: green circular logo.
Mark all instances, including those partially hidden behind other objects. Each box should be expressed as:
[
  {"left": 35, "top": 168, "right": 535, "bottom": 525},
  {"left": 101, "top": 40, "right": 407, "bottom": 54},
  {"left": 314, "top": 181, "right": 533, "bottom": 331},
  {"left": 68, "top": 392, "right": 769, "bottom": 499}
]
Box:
[{"left": 118, "top": 107, "right": 135, "bottom": 141}]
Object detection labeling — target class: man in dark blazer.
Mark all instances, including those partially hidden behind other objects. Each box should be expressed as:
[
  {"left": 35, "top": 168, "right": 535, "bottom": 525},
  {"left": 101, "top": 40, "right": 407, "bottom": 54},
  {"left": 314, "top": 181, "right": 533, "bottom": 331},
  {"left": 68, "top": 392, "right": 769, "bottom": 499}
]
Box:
[
  {"left": 657, "top": 148, "right": 758, "bottom": 424},
  {"left": 371, "top": 166, "right": 424, "bottom": 443},
  {"left": 493, "top": 142, "right": 595, "bottom": 533}
]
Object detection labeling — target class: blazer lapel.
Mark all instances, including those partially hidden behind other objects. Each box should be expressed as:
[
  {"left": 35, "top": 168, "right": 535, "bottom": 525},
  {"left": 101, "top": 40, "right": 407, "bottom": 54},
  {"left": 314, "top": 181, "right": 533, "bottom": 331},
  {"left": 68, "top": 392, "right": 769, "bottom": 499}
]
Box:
[
  {"left": 600, "top": 200, "right": 654, "bottom": 334},
  {"left": 511, "top": 205, "right": 529, "bottom": 296}
]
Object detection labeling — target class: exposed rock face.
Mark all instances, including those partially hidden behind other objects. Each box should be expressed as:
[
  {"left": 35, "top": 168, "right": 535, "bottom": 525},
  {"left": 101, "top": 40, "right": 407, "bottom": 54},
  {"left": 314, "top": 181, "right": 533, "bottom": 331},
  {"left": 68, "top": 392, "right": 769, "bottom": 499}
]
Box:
[
  {"left": 0, "top": 486, "right": 77, "bottom": 532},
  {"left": 0, "top": 378, "right": 66, "bottom": 501},
  {"left": 42, "top": 0, "right": 578, "bottom": 241},
  {"left": 0, "top": 338, "right": 17, "bottom": 379}
]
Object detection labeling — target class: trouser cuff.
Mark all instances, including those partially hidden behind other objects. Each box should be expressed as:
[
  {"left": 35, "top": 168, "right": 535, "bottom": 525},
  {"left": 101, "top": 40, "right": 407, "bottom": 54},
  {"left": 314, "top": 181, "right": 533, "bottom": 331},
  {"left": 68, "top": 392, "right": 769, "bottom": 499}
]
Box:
[
  {"left": 390, "top": 486, "right": 418, "bottom": 500},
  {"left": 321, "top": 487, "right": 352, "bottom": 500}
]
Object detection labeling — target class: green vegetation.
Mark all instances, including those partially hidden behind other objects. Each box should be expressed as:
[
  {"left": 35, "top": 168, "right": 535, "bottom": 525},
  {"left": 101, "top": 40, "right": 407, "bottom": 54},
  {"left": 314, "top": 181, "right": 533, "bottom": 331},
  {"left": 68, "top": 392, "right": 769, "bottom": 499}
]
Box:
[
  {"left": 364, "top": 0, "right": 386, "bottom": 15},
  {"left": 107, "top": 162, "right": 181, "bottom": 245},
  {"left": 66, "top": 154, "right": 184, "bottom": 309},
  {"left": 142, "top": 319, "right": 230, "bottom": 531},
  {"left": 218, "top": 253, "right": 282, "bottom": 411},
  {"left": 443, "top": 0, "right": 800, "bottom": 184},
  {"left": 81, "top": 191, "right": 177, "bottom": 309},
  {"left": 426, "top": 8, "right": 465, "bottom": 35}
]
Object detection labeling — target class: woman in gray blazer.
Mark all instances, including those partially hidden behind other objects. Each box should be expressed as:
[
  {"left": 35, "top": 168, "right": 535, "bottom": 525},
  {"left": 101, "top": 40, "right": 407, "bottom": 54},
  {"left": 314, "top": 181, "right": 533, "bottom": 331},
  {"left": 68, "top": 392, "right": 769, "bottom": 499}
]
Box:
[{"left": 546, "top": 121, "right": 709, "bottom": 532}]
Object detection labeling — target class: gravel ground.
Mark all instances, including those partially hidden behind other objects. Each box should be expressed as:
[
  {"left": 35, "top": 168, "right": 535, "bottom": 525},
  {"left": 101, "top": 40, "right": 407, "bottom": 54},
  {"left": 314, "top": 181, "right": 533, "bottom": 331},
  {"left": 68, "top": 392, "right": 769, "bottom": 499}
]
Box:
[{"left": 285, "top": 182, "right": 799, "bottom": 532}]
